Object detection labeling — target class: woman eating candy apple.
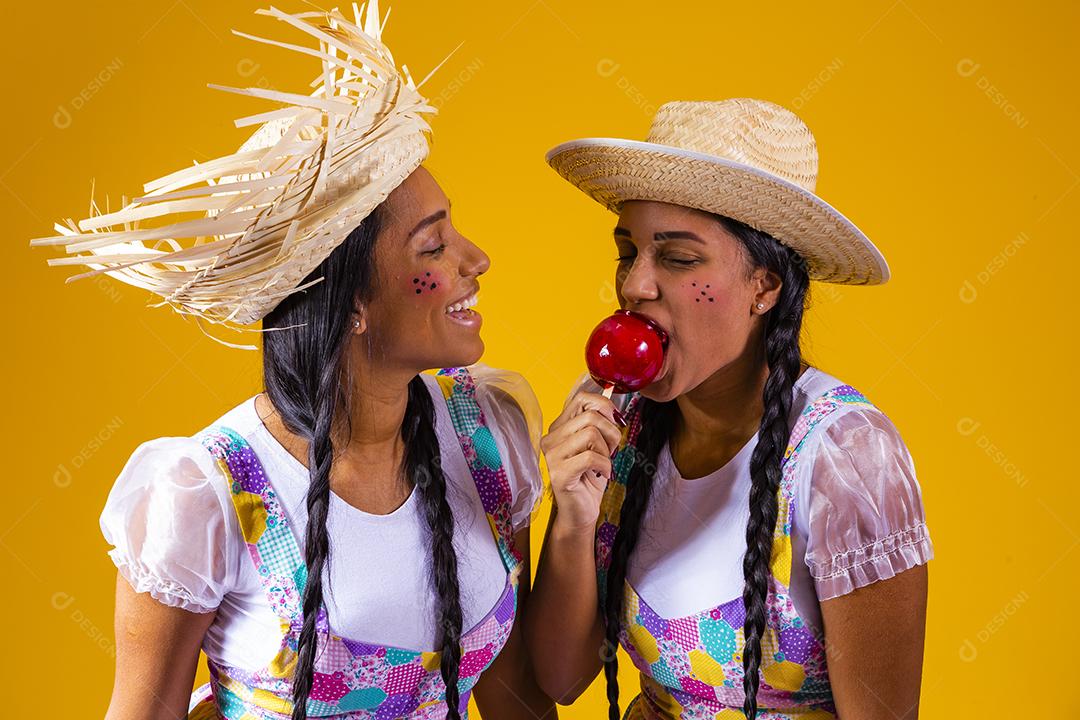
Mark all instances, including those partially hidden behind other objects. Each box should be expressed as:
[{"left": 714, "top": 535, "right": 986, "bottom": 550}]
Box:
[{"left": 525, "top": 99, "right": 935, "bottom": 720}]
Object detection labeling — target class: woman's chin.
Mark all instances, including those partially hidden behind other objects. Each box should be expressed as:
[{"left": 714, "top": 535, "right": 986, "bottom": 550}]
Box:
[
  {"left": 441, "top": 337, "right": 484, "bottom": 369},
  {"left": 639, "top": 373, "right": 679, "bottom": 403},
  {"left": 639, "top": 386, "right": 669, "bottom": 403}
]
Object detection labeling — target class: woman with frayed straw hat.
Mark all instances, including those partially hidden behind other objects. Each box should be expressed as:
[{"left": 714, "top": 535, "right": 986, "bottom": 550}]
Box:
[
  {"left": 527, "top": 99, "right": 934, "bottom": 719},
  {"left": 31, "top": 4, "right": 553, "bottom": 719}
]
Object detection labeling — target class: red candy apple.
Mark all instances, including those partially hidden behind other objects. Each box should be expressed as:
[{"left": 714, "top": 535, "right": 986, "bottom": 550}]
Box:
[{"left": 585, "top": 310, "right": 669, "bottom": 395}]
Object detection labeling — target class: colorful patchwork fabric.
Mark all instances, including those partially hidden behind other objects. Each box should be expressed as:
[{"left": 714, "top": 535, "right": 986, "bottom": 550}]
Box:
[
  {"left": 596, "top": 385, "right": 875, "bottom": 719},
  {"left": 187, "top": 367, "right": 521, "bottom": 719}
]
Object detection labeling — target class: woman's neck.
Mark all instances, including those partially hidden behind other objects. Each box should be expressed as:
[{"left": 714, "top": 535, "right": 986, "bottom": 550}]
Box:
[
  {"left": 670, "top": 350, "right": 809, "bottom": 479},
  {"left": 339, "top": 364, "right": 413, "bottom": 451},
  {"left": 256, "top": 362, "right": 421, "bottom": 514}
]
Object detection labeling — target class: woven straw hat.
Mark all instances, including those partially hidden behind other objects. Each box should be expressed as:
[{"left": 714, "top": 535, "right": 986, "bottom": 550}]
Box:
[
  {"left": 546, "top": 98, "right": 889, "bottom": 285},
  {"left": 30, "top": 2, "right": 455, "bottom": 349}
]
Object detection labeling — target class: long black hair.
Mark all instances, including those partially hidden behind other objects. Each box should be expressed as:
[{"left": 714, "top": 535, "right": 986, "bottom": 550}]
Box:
[
  {"left": 261, "top": 205, "right": 465, "bottom": 720},
  {"left": 602, "top": 213, "right": 811, "bottom": 719}
]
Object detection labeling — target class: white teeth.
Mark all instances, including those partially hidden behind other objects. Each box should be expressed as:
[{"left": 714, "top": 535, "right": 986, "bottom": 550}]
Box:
[{"left": 446, "top": 293, "right": 478, "bottom": 314}]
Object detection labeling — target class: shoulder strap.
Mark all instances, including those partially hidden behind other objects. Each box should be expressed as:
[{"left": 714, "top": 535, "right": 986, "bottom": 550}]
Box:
[
  {"left": 196, "top": 425, "right": 322, "bottom": 628},
  {"left": 772, "top": 383, "right": 875, "bottom": 586},
  {"left": 594, "top": 393, "right": 644, "bottom": 606},
  {"left": 435, "top": 367, "right": 524, "bottom": 574},
  {"left": 782, "top": 383, "right": 875, "bottom": 469}
]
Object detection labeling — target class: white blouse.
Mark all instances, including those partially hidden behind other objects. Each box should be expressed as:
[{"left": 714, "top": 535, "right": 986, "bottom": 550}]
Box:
[
  {"left": 572, "top": 365, "right": 934, "bottom": 636},
  {"left": 100, "top": 366, "right": 543, "bottom": 670}
]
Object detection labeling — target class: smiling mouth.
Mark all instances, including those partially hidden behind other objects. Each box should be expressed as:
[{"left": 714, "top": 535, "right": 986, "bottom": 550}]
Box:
[
  {"left": 445, "top": 292, "right": 478, "bottom": 315},
  {"left": 445, "top": 292, "right": 481, "bottom": 330}
]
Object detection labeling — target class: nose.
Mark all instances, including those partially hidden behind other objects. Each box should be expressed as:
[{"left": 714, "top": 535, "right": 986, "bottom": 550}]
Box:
[
  {"left": 619, "top": 254, "right": 659, "bottom": 305},
  {"left": 460, "top": 234, "right": 490, "bottom": 278}
]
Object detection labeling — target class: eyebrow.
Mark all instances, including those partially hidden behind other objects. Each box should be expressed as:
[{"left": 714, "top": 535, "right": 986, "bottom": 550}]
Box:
[
  {"left": 407, "top": 209, "right": 447, "bottom": 240},
  {"left": 613, "top": 227, "right": 705, "bottom": 244}
]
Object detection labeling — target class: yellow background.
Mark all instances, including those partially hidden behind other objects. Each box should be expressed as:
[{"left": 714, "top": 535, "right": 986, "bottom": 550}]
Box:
[{"left": 4, "top": 0, "right": 1075, "bottom": 717}]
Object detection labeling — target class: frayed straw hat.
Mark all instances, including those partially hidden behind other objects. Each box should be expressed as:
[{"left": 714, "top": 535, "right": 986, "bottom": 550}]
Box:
[
  {"left": 545, "top": 98, "right": 890, "bottom": 285},
  {"left": 31, "top": 2, "right": 456, "bottom": 349}
]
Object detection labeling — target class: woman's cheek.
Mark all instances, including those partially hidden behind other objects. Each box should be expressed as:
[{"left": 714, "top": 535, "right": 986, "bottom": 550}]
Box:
[
  {"left": 409, "top": 270, "right": 444, "bottom": 298},
  {"left": 690, "top": 280, "right": 717, "bottom": 305}
]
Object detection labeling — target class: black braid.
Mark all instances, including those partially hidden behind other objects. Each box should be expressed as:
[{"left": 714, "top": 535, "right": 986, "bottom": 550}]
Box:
[
  {"left": 600, "top": 212, "right": 810, "bottom": 720},
  {"left": 602, "top": 400, "right": 677, "bottom": 720},
  {"left": 261, "top": 208, "right": 383, "bottom": 720},
  {"left": 719, "top": 215, "right": 810, "bottom": 719},
  {"left": 403, "top": 375, "right": 464, "bottom": 719},
  {"left": 290, "top": 352, "right": 341, "bottom": 719}
]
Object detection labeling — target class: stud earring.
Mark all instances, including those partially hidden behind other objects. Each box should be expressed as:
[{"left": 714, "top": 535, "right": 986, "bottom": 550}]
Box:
[
  {"left": 353, "top": 320, "right": 360, "bottom": 328},
  {"left": 756, "top": 303, "right": 764, "bottom": 310}
]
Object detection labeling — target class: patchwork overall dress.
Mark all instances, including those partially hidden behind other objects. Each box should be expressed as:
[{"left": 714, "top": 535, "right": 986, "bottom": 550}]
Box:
[
  {"left": 596, "top": 384, "right": 878, "bottom": 719},
  {"left": 187, "top": 367, "right": 523, "bottom": 719}
]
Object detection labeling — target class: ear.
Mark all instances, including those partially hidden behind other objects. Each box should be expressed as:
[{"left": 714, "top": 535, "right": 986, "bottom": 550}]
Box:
[
  {"left": 352, "top": 303, "right": 368, "bottom": 335},
  {"left": 751, "top": 266, "right": 783, "bottom": 314}
]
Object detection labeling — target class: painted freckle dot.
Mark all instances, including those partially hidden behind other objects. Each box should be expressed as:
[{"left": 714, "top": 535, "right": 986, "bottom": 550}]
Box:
[
  {"left": 415, "top": 289, "right": 421, "bottom": 294},
  {"left": 709, "top": 298, "right": 714, "bottom": 302},
  {"left": 426, "top": 272, "right": 431, "bottom": 277}
]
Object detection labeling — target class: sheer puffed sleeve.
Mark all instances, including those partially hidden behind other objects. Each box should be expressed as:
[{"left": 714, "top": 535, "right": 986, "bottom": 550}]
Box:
[
  {"left": 471, "top": 364, "right": 545, "bottom": 533},
  {"left": 99, "top": 436, "right": 239, "bottom": 613},
  {"left": 799, "top": 407, "right": 934, "bottom": 601}
]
